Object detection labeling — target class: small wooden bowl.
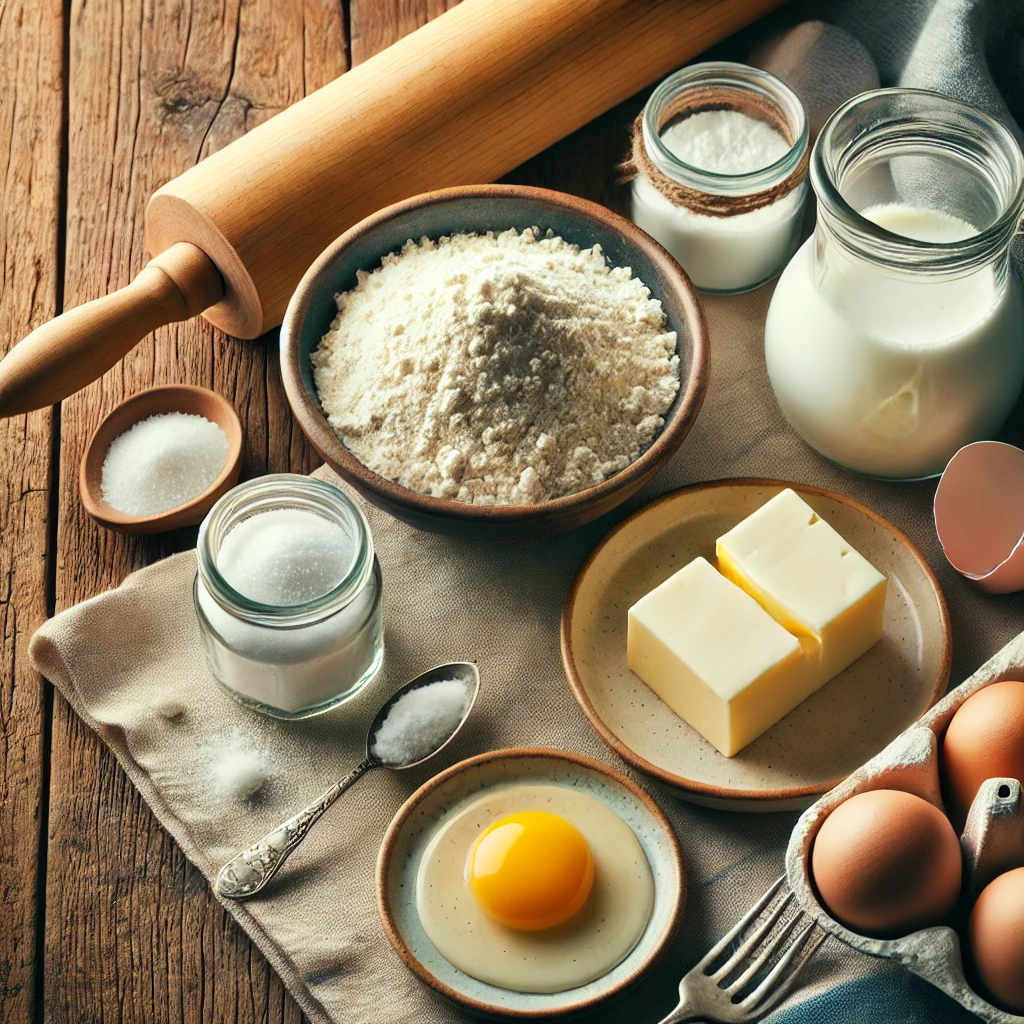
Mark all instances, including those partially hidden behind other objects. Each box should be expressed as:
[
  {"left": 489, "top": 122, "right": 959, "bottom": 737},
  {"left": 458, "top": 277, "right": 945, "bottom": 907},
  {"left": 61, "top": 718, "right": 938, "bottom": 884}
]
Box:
[
  {"left": 79, "top": 384, "right": 243, "bottom": 534},
  {"left": 281, "top": 184, "right": 709, "bottom": 541}
]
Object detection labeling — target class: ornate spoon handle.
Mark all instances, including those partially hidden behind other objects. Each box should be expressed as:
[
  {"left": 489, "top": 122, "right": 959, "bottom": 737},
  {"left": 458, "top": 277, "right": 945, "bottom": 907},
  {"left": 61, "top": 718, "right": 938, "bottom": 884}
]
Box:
[{"left": 216, "top": 758, "right": 375, "bottom": 900}]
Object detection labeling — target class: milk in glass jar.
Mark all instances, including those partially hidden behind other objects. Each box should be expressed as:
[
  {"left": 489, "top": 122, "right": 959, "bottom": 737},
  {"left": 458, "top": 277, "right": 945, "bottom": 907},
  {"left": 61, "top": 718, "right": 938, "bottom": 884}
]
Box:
[{"left": 766, "top": 89, "right": 1024, "bottom": 480}]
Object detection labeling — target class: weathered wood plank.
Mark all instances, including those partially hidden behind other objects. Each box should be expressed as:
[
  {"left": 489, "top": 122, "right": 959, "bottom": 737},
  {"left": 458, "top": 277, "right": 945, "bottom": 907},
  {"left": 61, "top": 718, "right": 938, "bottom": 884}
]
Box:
[
  {"left": 0, "top": 1, "right": 64, "bottom": 1021},
  {"left": 349, "top": 0, "right": 460, "bottom": 64},
  {"left": 46, "top": 1, "right": 343, "bottom": 1021}
]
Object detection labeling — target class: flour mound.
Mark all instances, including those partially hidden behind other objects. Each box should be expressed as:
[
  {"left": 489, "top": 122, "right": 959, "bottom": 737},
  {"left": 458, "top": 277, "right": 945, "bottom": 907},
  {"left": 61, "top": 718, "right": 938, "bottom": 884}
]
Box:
[{"left": 312, "top": 228, "right": 680, "bottom": 506}]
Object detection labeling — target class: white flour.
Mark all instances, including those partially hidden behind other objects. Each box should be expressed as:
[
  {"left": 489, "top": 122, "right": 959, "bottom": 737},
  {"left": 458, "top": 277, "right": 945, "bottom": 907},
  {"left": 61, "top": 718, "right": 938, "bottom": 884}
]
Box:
[{"left": 312, "top": 228, "right": 679, "bottom": 505}]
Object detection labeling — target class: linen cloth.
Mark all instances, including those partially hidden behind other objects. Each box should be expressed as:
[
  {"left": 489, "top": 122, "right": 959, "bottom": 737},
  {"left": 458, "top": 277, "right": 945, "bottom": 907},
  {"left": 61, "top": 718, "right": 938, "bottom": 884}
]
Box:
[{"left": 30, "top": 2, "right": 1024, "bottom": 1021}]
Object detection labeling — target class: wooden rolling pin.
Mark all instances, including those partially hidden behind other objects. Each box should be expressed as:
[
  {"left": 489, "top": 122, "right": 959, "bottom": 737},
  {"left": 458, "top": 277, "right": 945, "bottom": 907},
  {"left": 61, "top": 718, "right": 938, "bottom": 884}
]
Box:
[{"left": 0, "top": 0, "right": 784, "bottom": 417}]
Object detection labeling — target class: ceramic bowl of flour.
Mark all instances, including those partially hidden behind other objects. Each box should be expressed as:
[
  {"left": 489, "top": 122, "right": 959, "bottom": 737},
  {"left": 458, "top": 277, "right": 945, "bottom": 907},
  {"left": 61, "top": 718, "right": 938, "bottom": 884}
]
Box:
[{"left": 280, "top": 184, "right": 709, "bottom": 541}]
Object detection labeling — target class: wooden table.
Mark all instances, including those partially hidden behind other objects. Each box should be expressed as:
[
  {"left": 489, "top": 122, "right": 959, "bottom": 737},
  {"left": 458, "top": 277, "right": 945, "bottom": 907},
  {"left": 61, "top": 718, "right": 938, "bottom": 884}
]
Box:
[{"left": 0, "top": 1, "right": 644, "bottom": 1019}]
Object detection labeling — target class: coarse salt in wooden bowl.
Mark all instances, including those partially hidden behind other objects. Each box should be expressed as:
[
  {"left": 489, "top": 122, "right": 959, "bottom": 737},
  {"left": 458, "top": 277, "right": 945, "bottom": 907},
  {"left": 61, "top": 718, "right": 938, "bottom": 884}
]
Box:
[
  {"left": 79, "top": 384, "right": 243, "bottom": 534},
  {"left": 280, "top": 184, "right": 709, "bottom": 542}
]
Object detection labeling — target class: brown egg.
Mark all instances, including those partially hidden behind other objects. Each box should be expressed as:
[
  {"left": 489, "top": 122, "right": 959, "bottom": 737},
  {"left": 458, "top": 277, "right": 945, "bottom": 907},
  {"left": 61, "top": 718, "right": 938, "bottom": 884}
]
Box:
[
  {"left": 943, "top": 680, "right": 1024, "bottom": 823},
  {"left": 968, "top": 867, "right": 1024, "bottom": 1012},
  {"left": 810, "top": 789, "right": 961, "bottom": 937}
]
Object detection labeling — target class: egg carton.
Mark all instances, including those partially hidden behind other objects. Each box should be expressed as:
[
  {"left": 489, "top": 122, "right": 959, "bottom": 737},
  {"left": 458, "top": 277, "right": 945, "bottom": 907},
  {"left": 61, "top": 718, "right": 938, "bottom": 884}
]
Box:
[{"left": 786, "top": 629, "right": 1024, "bottom": 1024}]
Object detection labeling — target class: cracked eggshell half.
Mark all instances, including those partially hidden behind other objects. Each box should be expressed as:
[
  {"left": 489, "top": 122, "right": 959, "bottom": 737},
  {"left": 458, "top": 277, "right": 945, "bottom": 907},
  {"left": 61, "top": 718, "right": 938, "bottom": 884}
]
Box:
[{"left": 934, "top": 441, "right": 1024, "bottom": 594}]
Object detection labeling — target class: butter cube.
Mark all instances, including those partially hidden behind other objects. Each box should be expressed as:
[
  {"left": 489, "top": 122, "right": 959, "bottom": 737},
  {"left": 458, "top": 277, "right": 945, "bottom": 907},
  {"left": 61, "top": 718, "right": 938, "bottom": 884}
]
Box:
[
  {"left": 627, "top": 557, "right": 809, "bottom": 757},
  {"left": 716, "top": 488, "right": 887, "bottom": 684}
]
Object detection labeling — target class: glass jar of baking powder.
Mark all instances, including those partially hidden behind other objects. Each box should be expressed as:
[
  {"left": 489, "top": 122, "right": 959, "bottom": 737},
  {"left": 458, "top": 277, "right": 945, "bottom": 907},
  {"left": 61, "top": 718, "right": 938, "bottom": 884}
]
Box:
[
  {"left": 765, "top": 89, "right": 1024, "bottom": 480},
  {"left": 194, "top": 474, "right": 383, "bottom": 718},
  {"left": 628, "top": 61, "right": 809, "bottom": 293}
]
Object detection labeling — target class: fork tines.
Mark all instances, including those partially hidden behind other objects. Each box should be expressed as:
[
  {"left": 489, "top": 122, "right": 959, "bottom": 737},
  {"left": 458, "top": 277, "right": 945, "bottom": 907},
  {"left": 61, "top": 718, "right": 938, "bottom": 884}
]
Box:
[{"left": 701, "top": 876, "right": 827, "bottom": 1017}]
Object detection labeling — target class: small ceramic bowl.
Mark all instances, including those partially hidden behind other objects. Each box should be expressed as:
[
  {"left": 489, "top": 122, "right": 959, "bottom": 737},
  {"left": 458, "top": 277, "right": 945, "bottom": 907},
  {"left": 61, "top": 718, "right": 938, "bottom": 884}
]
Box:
[
  {"left": 79, "top": 384, "right": 243, "bottom": 534},
  {"left": 376, "top": 748, "right": 684, "bottom": 1018},
  {"left": 280, "top": 184, "right": 709, "bottom": 541}
]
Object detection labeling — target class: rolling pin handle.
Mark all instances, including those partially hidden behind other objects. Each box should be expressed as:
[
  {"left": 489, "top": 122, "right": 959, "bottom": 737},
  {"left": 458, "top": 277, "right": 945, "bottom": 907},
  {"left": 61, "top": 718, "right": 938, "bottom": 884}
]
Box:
[
  {"left": 0, "top": 241, "right": 223, "bottom": 418},
  {"left": 149, "top": 241, "right": 224, "bottom": 318}
]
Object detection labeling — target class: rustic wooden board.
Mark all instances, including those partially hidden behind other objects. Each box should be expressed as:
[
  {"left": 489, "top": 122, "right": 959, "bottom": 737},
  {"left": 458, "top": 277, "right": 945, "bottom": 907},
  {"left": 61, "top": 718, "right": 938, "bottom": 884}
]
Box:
[
  {"left": 0, "top": 2, "right": 64, "bottom": 1020},
  {"left": 349, "top": 0, "right": 460, "bottom": 63},
  {"left": 45, "top": 2, "right": 342, "bottom": 1021}
]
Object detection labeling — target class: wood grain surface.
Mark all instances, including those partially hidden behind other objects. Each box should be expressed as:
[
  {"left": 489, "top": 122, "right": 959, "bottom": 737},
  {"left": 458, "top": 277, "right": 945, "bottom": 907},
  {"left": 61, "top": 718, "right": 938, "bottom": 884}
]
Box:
[
  {"left": 0, "top": 1, "right": 63, "bottom": 1020},
  {"left": 45, "top": 1, "right": 340, "bottom": 1020},
  {"left": 0, "top": 0, "right": 781, "bottom": 412},
  {"left": 2, "top": 1, "right": 675, "bottom": 1021}
]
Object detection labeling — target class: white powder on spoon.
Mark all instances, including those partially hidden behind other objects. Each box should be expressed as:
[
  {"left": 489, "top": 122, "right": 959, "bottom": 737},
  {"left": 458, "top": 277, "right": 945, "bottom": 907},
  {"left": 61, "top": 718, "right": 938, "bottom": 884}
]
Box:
[
  {"left": 312, "top": 227, "right": 679, "bottom": 506},
  {"left": 371, "top": 678, "right": 471, "bottom": 765},
  {"left": 101, "top": 412, "right": 229, "bottom": 516}
]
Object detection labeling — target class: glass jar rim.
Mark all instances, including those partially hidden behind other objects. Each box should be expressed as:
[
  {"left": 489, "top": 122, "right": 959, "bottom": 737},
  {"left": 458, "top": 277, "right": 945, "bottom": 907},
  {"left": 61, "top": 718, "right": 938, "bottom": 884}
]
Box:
[
  {"left": 641, "top": 61, "right": 809, "bottom": 195},
  {"left": 812, "top": 87, "right": 1024, "bottom": 273},
  {"left": 196, "top": 473, "right": 375, "bottom": 627}
]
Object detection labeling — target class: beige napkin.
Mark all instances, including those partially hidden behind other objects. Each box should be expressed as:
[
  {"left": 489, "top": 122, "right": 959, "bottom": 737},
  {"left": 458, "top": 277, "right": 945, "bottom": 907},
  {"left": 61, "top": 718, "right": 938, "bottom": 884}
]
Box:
[{"left": 30, "top": 286, "right": 1024, "bottom": 1024}]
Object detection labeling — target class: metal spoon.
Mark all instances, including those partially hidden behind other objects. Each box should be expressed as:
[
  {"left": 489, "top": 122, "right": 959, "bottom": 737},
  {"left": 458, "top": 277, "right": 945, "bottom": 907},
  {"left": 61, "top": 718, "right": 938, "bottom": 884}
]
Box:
[{"left": 215, "top": 661, "right": 480, "bottom": 900}]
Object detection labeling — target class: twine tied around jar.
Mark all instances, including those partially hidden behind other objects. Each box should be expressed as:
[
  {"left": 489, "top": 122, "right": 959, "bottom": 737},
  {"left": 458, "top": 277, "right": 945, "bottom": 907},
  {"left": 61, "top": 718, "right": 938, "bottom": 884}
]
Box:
[{"left": 621, "top": 84, "right": 809, "bottom": 217}]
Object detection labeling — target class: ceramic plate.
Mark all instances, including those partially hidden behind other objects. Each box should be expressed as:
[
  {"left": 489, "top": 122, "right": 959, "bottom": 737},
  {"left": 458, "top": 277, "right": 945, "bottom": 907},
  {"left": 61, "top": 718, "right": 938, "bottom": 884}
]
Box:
[
  {"left": 376, "top": 748, "right": 684, "bottom": 1018},
  {"left": 561, "top": 480, "right": 951, "bottom": 811}
]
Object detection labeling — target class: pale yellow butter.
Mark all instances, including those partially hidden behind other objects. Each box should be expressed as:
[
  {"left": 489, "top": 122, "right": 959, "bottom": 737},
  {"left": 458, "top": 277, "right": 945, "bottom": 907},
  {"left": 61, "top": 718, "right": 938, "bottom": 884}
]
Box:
[
  {"left": 716, "top": 488, "right": 887, "bottom": 684},
  {"left": 626, "top": 556, "right": 808, "bottom": 757},
  {"left": 626, "top": 489, "right": 888, "bottom": 758}
]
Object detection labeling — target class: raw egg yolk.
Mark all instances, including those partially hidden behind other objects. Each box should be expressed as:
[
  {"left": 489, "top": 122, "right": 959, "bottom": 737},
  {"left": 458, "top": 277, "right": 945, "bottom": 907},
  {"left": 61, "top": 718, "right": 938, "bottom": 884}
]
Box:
[{"left": 466, "top": 811, "right": 594, "bottom": 931}]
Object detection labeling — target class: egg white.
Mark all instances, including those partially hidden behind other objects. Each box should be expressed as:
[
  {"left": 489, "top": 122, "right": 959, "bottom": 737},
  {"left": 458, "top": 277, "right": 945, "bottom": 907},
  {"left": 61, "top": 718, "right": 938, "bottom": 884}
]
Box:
[{"left": 415, "top": 783, "right": 654, "bottom": 993}]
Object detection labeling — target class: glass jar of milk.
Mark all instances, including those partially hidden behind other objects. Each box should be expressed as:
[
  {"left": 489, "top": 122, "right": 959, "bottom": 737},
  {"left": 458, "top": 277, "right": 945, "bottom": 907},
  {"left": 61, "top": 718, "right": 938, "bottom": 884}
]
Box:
[
  {"left": 630, "top": 62, "right": 809, "bottom": 293},
  {"left": 766, "top": 89, "right": 1024, "bottom": 480},
  {"left": 194, "top": 474, "right": 383, "bottom": 718}
]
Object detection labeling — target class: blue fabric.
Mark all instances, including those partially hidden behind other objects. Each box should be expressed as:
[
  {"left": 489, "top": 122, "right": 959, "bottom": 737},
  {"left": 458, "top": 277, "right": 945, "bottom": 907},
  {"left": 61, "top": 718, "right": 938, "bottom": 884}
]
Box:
[
  {"left": 776, "top": 972, "right": 980, "bottom": 1024},
  {"left": 811, "top": 0, "right": 1024, "bottom": 141}
]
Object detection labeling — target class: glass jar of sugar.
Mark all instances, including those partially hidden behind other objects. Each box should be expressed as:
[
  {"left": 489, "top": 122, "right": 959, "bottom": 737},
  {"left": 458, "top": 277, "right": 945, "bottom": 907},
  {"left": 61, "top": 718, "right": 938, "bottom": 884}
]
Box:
[
  {"left": 628, "top": 62, "right": 809, "bottom": 293},
  {"left": 765, "top": 89, "right": 1024, "bottom": 480},
  {"left": 194, "top": 474, "right": 383, "bottom": 718}
]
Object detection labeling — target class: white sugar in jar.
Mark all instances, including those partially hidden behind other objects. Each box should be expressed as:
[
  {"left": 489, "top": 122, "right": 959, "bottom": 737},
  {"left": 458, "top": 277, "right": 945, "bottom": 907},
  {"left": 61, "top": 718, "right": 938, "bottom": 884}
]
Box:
[
  {"left": 194, "top": 474, "right": 383, "bottom": 718},
  {"left": 766, "top": 89, "right": 1024, "bottom": 480},
  {"left": 628, "top": 62, "right": 809, "bottom": 293}
]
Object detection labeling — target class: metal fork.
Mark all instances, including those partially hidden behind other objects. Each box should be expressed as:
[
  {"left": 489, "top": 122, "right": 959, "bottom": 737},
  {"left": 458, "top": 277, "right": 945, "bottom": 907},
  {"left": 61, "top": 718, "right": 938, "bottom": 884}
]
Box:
[{"left": 657, "top": 877, "right": 827, "bottom": 1023}]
